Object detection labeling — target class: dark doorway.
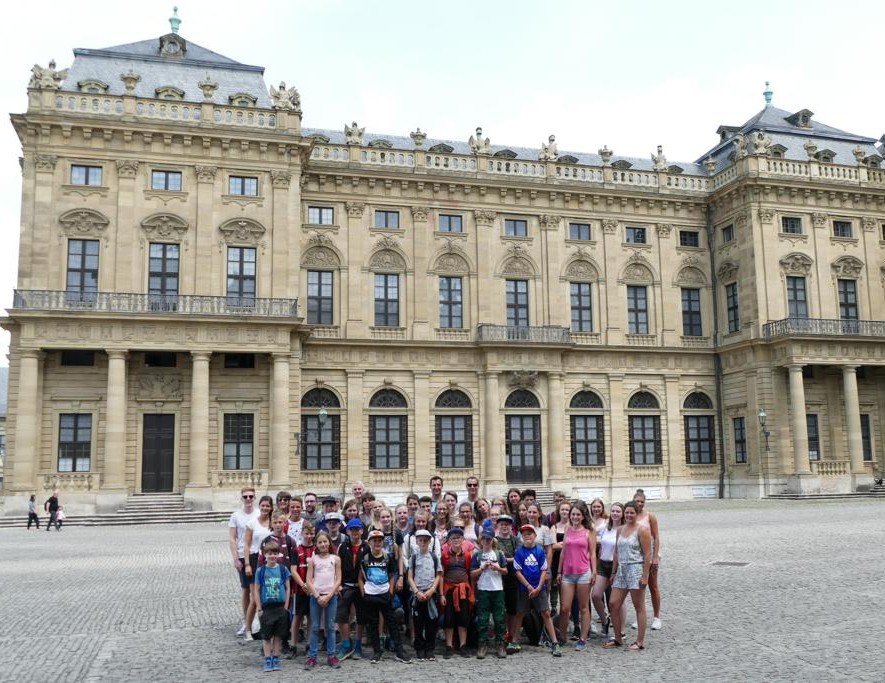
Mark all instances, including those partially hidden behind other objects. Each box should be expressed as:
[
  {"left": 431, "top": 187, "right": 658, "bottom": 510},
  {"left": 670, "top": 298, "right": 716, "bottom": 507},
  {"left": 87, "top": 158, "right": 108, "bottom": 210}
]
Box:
[
  {"left": 505, "top": 414, "right": 542, "bottom": 484},
  {"left": 142, "top": 414, "right": 175, "bottom": 492}
]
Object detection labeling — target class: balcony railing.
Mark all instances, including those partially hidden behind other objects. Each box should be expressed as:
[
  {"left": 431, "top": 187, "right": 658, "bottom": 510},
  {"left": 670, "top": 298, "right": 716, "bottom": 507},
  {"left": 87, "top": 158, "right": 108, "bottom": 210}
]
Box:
[
  {"left": 12, "top": 290, "right": 298, "bottom": 318},
  {"left": 762, "top": 317, "right": 885, "bottom": 339},
  {"left": 476, "top": 324, "right": 571, "bottom": 344}
]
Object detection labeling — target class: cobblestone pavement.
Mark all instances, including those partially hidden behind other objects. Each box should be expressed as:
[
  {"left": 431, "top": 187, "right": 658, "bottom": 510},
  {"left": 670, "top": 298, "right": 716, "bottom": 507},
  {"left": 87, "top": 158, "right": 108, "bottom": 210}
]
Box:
[{"left": 2, "top": 498, "right": 884, "bottom": 682}]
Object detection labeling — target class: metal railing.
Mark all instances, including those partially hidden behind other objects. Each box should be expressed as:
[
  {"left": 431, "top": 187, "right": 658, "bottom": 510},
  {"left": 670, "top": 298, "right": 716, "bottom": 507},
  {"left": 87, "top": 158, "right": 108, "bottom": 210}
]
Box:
[
  {"left": 476, "top": 324, "right": 571, "bottom": 344},
  {"left": 13, "top": 290, "right": 298, "bottom": 318},
  {"left": 762, "top": 317, "right": 885, "bottom": 339}
]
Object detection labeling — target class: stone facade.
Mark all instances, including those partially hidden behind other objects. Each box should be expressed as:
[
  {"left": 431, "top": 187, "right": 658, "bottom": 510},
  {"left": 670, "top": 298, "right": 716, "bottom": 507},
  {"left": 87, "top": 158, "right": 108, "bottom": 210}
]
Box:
[{"left": 2, "top": 32, "right": 882, "bottom": 514}]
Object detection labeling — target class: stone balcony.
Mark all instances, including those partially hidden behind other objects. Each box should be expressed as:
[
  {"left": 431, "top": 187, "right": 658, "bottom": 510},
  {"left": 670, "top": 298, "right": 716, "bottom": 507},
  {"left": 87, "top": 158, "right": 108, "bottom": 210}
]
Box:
[
  {"left": 476, "top": 323, "right": 571, "bottom": 344},
  {"left": 762, "top": 317, "right": 885, "bottom": 339}
]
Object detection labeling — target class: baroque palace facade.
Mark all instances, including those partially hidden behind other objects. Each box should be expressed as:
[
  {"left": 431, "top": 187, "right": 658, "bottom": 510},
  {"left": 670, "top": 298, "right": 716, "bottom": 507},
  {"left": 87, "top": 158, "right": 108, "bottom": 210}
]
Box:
[{"left": 3, "top": 24, "right": 884, "bottom": 513}]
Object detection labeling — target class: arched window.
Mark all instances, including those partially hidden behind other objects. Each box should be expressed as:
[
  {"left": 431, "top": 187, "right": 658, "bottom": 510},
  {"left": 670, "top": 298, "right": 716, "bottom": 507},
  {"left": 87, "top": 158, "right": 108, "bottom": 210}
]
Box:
[
  {"left": 434, "top": 390, "right": 473, "bottom": 469},
  {"left": 369, "top": 389, "right": 408, "bottom": 469},
  {"left": 505, "top": 390, "right": 541, "bottom": 482},
  {"left": 570, "top": 391, "right": 605, "bottom": 466},
  {"left": 300, "top": 388, "right": 341, "bottom": 471},
  {"left": 628, "top": 391, "right": 661, "bottom": 465},
  {"left": 683, "top": 392, "right": 715, "bottom": 464},
  {"left": 504, "top": 389, "right": 540, "bottom": 409}
]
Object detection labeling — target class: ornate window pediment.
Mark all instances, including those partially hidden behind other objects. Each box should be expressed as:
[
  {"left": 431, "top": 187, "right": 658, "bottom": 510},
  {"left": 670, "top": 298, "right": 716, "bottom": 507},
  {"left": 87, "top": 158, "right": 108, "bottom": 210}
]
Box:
[
  {"left": 501, "top": 256, "right": 534, "bottom": 277},
  {"left": 433, "top": 251, "right": 470, "bottom": 275},
  {"left": 675, "top": 266, "right": 707, "bottom": 286},
  {"left": 620, "top": 254, "right": 655, "bottom": 284},
  {"left": 228, "top": 93, "right": 257, "bottom": 107},
  {"left": 779, "top": 253, "right": 813, "bottom": 276},
  {"left": 493, "top": 149, "right": 517, "bottom": 159},
  {"left": 59, "top": 208, "right": 110, "bottom": 238},
  {"left": 611, "top": 159, "right": 633, "bottom": 170},
  {"left": 141, "top": 213, "right": 189, "bottom": 241},
  {"left": 559, "top": 154, "right": 578, "bottom": 164},
  {"left": 428, "top": 143, "right": 454, "bottom": 154},
  {"left": 369, "top": 248, "right": 407, "bottom": 272},
  {"left": 218, "top": 217, "right": 266, "bottom": 245},
  {"left": 368, "top": 139, "right": 392, "bottom": 149},
  {"left": 78, "top": 79, "right": 109, "bottom": 94},
  {"left": 717, "top": 260, "right": 739, "bottom": 282},
  {"left": 155, "top": 86, "right": 184, "bottom": 100},
  {"left": 831, "top": 256, "right": 864, "bottom": 279},
  {"left": 564, "top": 258, "right": 599, "bottom": 281},
  {"left": 302, "top": 245, "right": 341, "bottom": 268}
]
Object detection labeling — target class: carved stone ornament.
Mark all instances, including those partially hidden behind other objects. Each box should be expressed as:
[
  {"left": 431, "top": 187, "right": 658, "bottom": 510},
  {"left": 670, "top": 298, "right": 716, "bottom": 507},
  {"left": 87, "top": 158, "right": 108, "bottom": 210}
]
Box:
[
  {"left": 509, "top": 370, "right": 538, "bottom": 389},
  {"left": 410, "top": 206, "right": 430, "bottom": 222},
  {"left": 375, "top": 236, "right": 400, "bottom": 251},
  {"left": 468, "top": 127, "right": 491, "bottom": 155},
  {"left": 345, "top": 201, "right": 365, "bottom": 218},
  {"left": 435, "top": 252, "right": 470, "bottom": 274},
  {"left": 120, "top": 69, "right": 141, "bottom": 93},
  {"left": 651, "top": 145, "right": 668, "bottom": 171},
  {"left": 141, "top": 213, "right": 189, "bottom": 241},
  {"left": 831, "top": 256, "right": 864, "bottom": 279},
  {"left": 675, "top": 266, "right": 707, "bottom": 286},
  {"left": 538, "top": 135, "right": 559, "bottom": 161},
  {"left": 750, "top": 131, "right": 773, "bottom": 156},
  {"left": 732, "top": 133, "right": 748, "bottom": 161},
  {"left": 621, "top": 258, "right": 654, "bottom": 284},
  {"left": 734, "top": 213, "right": 748, "bottom": 229},
  {"left": 137, "top": 375, "right": 182, "bottom": 401},
  {"left": 59, "top": 208, "right": 109, "bottom": 237},
  {"left": 717, "top": 261, "right": 739, "bottom": 282},
  {"left": 779, "top": 253, "right": 813, "bottom": 276},
  {"left": 501, "top": 256, "right": 533, "bottom": 277},
  {"left": 410, "top": 128, "right": 427, "bottom": 147},
  {"left": 656, "top": 223, "right": 673, "bottom": 238},
  {"left": 269, "top": 81, "right": 301, "bottom": 112},
  {"left": 602, "top": 219, "right": 618, "bottom": 234},
  {"left": 34, "top": 154, "right": 57, "bottom": 171},
  {"left": 344, "top": 121, "right": 365, "bottom": 145},
  {"left": 369, "top": 249, "right": 407, "bottom": 272},
  {"left": 302, "top": 246, "right": 341, "bottom": 268},
  {"left": 307, "top": 232, "right": 333, "bottom": 248},
  {"left": 758, "top": 208, "right": 774, "bottom": 224},
  {"left": 218, "top": 218, "right": 266, "bottom": 245},
  {"left": 473, "top": 209, "right": 497, "bottom": 226},
  {"left": 115, "top": 159, "right": 139, "bottom": 178},
  {"left": 598, "top": 145, "right": 613, "bottom": 164},
  {"left": 565, "top": 259, "right": 599, "bottom": 281},
  {"left": 862, "top": 216, "right": 876, "bottom": 232},
  {"left": 195, "top": 165, "right": 218, "bottom": 182},
  {"left": 703, "top": 157, "right": 717, "bottom": 174},
  {"left": 804, "top": 141, "right": 818, "bottom": 159},
  {"left": 681, "top": 254, "right": 702, "bottom": 268},
  {"left": 29, "top": 60, "right": 68, "bottom": 90},
  {"left": 197, "top": 76, "right": 218, "bottom": 100},
  {"left": 812, "top": 212, "right": 828, "bottom": 228},
  {"left": 270, "top": 170, "right": 291, "bottom": 188},
  {"left": 539, "top": 214, "right": 561, "bottom": 229}
]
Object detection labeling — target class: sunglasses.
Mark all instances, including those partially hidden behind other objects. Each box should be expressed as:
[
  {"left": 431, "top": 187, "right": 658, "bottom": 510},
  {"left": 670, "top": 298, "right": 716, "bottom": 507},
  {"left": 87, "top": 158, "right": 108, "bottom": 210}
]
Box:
[
  {"left": 242, "top": 495, "right": 255, "bottom": 500},
  {"left": 467, "top": 483, "right": 478, "bottom": 488}
]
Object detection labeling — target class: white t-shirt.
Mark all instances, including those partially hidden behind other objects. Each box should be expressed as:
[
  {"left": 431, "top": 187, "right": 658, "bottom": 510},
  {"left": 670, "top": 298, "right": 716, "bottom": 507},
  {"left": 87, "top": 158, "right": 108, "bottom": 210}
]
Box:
[
  {"left": 476, "top": 549, "right": 505, "bottom": 592},
  {"left": 247, "top": 517, "right": 273, "bottom": 555},
  {"left": 286, "top": 519, "right": 304, "bottom": 547},
  {"left": 229, "top": 508, "right": 259, "bottom": 558}
]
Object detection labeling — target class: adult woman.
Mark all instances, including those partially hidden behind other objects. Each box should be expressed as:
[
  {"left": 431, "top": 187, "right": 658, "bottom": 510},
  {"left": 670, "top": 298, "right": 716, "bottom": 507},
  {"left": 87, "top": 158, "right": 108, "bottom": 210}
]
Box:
[
  {"left": 549, "top": 500, "right": 572, "bottom": 615},
  {"left": 458, "top": 501, "right": 480, "bottom": 542},
  {"left": 474, "top": 498, "right": 491, "bottom": 524},
  {"left": 505, "top": 488, "right": 522, "bottom": 517},
  {"left": 515, "top": 501, "right": 530, "bottom": 532},
  {"left": 592, "top": 502, "right": 623, "bottom": 639},
  {"left": 633, "top": 489, "right": 662, "bottom": 630},
  {"left": 589, "top": 498, "right": 608, "bottom": 534},
  {"left": 604, "top": 501, "right": 652, "bottom": 651},
  {"left": 243, "top": 495, "right": 274, "bottom": 638},
  {"left": 556, "top": 502, "right": 597, "bottom": 650},
  {"left": 430, "top": 502, "right": 452, "bottom": 545}
]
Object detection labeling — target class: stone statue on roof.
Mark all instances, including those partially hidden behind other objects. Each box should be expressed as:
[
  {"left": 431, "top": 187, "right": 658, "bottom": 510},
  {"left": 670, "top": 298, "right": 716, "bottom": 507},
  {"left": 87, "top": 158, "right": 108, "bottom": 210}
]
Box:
[
  {"left": 750, "top": 131, "right": 772, "bottom": 156},
  {"left": 270, "top": 81, "right": 301, "bottom": 112},
  {"left": 344, "top": 122, "right": 365, "bottom": 145},
  {"left": 651, "top": 145, "right": 668, "bottom": 171},
  {"left": 538, "top": 135, "right": 559, "bottom": 161},
  {"left": 732, "top": 133, "right": 748, "bottom": 160},
  {"left": 468, "top": 127, "right": 491, "bottom": 155},
  {"left": 29, "top": 60, "right": 68, "bottom": 90}
]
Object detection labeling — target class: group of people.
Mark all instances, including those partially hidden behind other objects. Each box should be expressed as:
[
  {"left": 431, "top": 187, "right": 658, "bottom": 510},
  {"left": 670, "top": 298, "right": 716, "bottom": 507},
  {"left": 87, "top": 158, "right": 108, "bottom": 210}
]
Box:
[
  {"left": 26, "top": 491, "right": 65, "bottom": 531},
  {"left": 228, "top": 475, "right": 662, "bottom": 672}
]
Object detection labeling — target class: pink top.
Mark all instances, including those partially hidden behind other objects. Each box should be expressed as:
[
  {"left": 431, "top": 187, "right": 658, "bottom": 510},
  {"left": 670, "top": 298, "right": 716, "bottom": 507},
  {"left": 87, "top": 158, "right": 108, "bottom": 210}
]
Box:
[
  {"left": 310, "top": 554, "right": 337, "bottom": 595},
  {"left": 560, "top": 526, "right": 591, "bottom": 575}
]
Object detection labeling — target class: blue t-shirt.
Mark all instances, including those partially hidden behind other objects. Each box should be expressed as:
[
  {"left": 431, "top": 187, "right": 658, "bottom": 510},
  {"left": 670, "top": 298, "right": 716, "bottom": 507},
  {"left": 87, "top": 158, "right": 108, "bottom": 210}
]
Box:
[
  {"left": 513, "top": 544, "right": 547, "bottom": 591},
  {"left": 256, "top": 564, "right": 291, "bottom": 606}
]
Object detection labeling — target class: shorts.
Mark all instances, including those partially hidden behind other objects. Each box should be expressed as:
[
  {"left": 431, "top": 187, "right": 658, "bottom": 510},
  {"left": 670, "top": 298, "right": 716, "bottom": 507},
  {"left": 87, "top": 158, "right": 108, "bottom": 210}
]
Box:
[
  {"left": 237, "top": 554, "right": 258, "bottom": 588},
  {"left": 517, "top": 587, "right": 551, "bottom": 614},
  {"left": 612, "top": 562, "right": 644, "bottom": 590},
  {"left": 293, "top": 592, "right": 310, "bottom": 617},
  {"left": 443, "top": 586, "right": 472, "bottom": 628},
  {"left": 597, "top": 560, "right": 614, "bottom": 579},
  {"left": 336, "top": 584, "right": 367, "bottom": 625},
  {"left": 259, "top": 604, "right": 289, "bottom": 640},
  {"left": 561, "top": 570, "right": 593, "bottom": 585},
  {"left": 502, "top": 575, "right": 518, "bottom": 615}
]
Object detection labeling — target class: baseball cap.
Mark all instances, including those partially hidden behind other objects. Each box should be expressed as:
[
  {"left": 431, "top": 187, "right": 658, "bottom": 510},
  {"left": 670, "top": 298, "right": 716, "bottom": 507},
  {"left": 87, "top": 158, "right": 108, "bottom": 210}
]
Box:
[
  {"left": 325, "top": 512, "right": 344, "bottom": 523},
  {"left": 322, "top": 495, "right": 337, "bottom": 505},
  {"left": 415, "top": 529, "right": 432, "bottom": 539},
  {"left": 480, "top": 528, "right": 495, "bottom": 540},
  {"left": 496, "top": 514, "right": 513, "bottom": 525},
  {"left": 345, "top": 518, "right": 364, "bottom": 530},
  {"left": 519, "top": 524, "right": 535, "bottom": 533},
  {"left": 368, "top": 529, "right": 384, "bottom": 539},
  {"left": 447, "top": 527, "right": 464, "bottom": 537}
]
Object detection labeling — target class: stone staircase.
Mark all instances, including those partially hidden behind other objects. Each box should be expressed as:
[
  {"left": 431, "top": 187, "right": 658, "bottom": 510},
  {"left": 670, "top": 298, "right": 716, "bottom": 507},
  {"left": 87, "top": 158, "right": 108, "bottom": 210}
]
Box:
[
  {"left": 766, "top": 483, "right": 885, "bottom": 501},
  {"left": 870, "top": 483, "right": 885, "bottom": 498}
]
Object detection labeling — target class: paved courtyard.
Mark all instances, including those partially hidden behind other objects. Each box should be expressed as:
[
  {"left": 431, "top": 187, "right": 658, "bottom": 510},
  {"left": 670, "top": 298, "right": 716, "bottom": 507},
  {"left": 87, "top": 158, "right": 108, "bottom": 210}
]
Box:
[{"left": 2, "top": 498, "right": 883, "bottom": 682}]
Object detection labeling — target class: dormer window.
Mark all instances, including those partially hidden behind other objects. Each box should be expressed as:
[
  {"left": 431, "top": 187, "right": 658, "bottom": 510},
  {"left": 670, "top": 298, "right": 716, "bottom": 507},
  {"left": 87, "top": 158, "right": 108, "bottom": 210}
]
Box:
[
  {"left": 159, "top": 33, "right": 187, "bottom": 58},
  {"left": 612, "top": 159, "right": 633, "bottom": 170},
  {"left": 493, "top": 149, "right": 517, "bottom": 159},
  {"left": 559, "top": 155, "right": 578, "bottom": 164},
  {"left": 309, "top": 134, "right": 330, "bottom": 144},
  {"left": 228, "top": 93, "right": 257, "bottom": 107},
  {"left": 78, "top": 79, "right": 109, "bottom": 94},
  {"left": 155, "top": 86, "right": 185, "bottom": 101},
  {"left": 770, "top": 144, "right": 787, "bottom": 159},
  {"left": 717, "top": 125, "right": 739, "bottom": 142},
  {"left": 815, "top": 149, "right": 835, "bottom": 163},
  {"left": 368, "top": 140, "right": 392, "bottom": 149},
  {"left": 865, "top": 154, "right": 882, "bottom": 169},
  {"left": 428, "top": 143, "right": 454, "bottom": 154},
  {"left": 785, "top": 109, "right": 814, "bottom": 129}
]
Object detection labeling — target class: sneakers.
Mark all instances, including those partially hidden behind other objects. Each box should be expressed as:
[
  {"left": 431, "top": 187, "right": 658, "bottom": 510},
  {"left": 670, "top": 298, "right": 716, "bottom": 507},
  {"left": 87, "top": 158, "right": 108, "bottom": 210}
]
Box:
[
  {"left": 371, "top": 650, "right": 383, "bottom": 664},
  {"left": 271, "top": 656, "right": 280, "bottom": 672},
  {"left": 496, "top": 642, "right": 507, "bottom": 659},
  {"left": 303, "top": 656, "right": 316, "bottom": 670},
  {"left": 337, "top": 639, "right": 353, "bottom": 661},
  {"left": 263, "top": 657, "right": 273, "bottom": 673},
  {"left": 394, "top": 649, "right": 413, "bottom": 664},
  {"left": 476, "top": 644, "right": 487, "bottom": 659},
  {"left": 352, "top": 641, "right": 363, "bottom": 659},
  {"left": 236, "top": 622, "right": 247, "bottom": 636},
  {"left": 444, "top": 646, "right": 454, "bottom": 660},
  {"left": 630, "top": 621, "right": 638, "bottom": 629},
  {"left": 327, "top": 655, "right": 341, "bottom": 669},
  {"left": 651, "top": 617, "right": 663, "bottom": 630},
  {"left": 243, "top": 631, "right": 254, "bottom": 644},
  {"left": 425, "top": 648, "right": 437, "bottom": 661},
  {"left": 505, "top": 642, "right": 521, "bottom": 655},
  {"left": 459, "top": 647, "right": 471, "bottom": 658},
  {"left": 576, "top": 639, "right": 587, "bottom": 652},
  {"left": 415, "top": 649, "right": 425, "bottom": 662},
  {"left": 552, "top": 643, "right": 563, "bottom": 657}
]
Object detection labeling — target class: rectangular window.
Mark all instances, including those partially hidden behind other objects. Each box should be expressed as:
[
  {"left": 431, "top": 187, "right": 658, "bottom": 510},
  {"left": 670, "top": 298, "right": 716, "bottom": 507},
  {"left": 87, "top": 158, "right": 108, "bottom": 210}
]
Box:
[
  {"left": 679, "top": 230, "right": 700, "bottom": 247},
  {"left": 681, "top": 288, "right": 702, "bottom": 336},
  {"left": 70, "top": 165, "right": 102, "bottom": 186},
  {"left": 148, "top": 242, "right": 180, "bottom": 311},
  {"left": 58, "top": 413, "right": 92, "bottom": 472},
  {"left": 438, "top": 214, "right": 463, "bottom": 233},
  {"left": 224, "top": 353, "right": 255, "bottom": 369},
  {"left": 223, "top": 413, "right": 254, "bottom": 470},
  {"left": 226, "top": 247, "right": 256, "bottom": 307},
  {"left": 570, "top": 282, "right": 593, "bottom": 332},
  {"left": 66, "top": 239, "right": 100, "bottom": 304},
  {"left": 625, "top": 226, "right": 646, "bottom": 244},
  {"left": 832, "top": 220, "right": 853, "bottom": 238},
  {"left": 781, "top": 216, "right": 802, "bottom": 234},
  {"left": 144, "top": 352, "right": 177, "bottom": 368},
  {"left": 806, "top": 414, "right": 820, "bottom": 461},
  {"left": 838, "top": 279, "right": 858, "bottom": 321},
  {"left": 504, "top": 219, "right": 528, "bottom": 237},
  {"left": 438, "top": 276, "right": 463, "bottom": 329},
  {"left": 301, "top": 414, "right": 340, "bottom": 470},
  {"left": 786, "top": 276, "right": 808, "bottom": 319},
  {"left": 307, "top": 206, "right": 334, "bottom": 225},
  {"left": 374, "top": 210, "right": 400, "bottom": 229},
  {"left": 861, "top": 414, "right": 873, "bottom": 462},
  {"left": 568, "top": 222, "right": 592, "bottom": 241},
  {"left": 306, "top": 270, "right": 334, "bottom": 325},
  {"left": 721, "top": 224, "right": 735, "bottom": 243},
  {"left": 733, "top": 417, "right": 747, "bottom": 464},
  {"left": 436, "top": 415, "right": 473, "bottom": 468},
  {"left": 370, "top": 415, "right": 408, "bottom": 469},
  {"left": 0, "top": 433, "right": 5, "bottom": 457},
  {"left": 151, "top": 170, "right": 182, "bottom": 191},
  {"left": 60, "top": 350, "right": 95, "bottom": 366},
  {"left": 685, "top": 415, "right": 716, "bottom": 464},
  {"left": 726, "top": 283, "right": 740, "bottom": 333},
  {"left": 629, "top": 415, "right": 661, "bottom": 465},
  {"left": 228, "top": 176, "right": 258, "bottom": 196},
  {"left": 374, "top": 273, "right": 400, "bottom": 326},
  {"left": 506, "top": 279, "right": 529, "bottom": 327},
  {"left": 627, "top": 285, "right": 648, "bottom": 334},
  {"left": 571, "top": 415, "right": 605, "bottom": 466}
]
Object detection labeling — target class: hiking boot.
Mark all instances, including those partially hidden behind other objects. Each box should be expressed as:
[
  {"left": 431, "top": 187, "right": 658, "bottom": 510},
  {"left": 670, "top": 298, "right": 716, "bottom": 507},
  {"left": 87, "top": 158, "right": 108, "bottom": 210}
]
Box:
[
  {"left": 394, "top": 648, "right": 412, "bottom": 664},
  {"left": 303, "top": 656, "right": 316, "bottom": 670},
  {"left": 476, "top": 644, "right": 487, "bottom": 659},
  {"left": 327, "top": 655, "right": 341, "bottom": 669},
  {"left": 552, "top": 643, "right": 563, "bottom": 657},
  {"left": 496, "top": 642, "right": 507, "bottom": 659}
]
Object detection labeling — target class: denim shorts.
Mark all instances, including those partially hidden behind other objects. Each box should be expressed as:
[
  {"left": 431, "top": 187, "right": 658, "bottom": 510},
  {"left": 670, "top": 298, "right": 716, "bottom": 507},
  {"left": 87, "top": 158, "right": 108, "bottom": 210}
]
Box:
[{"left": 561, "top": 569, "right": 593, "bottom": 585}]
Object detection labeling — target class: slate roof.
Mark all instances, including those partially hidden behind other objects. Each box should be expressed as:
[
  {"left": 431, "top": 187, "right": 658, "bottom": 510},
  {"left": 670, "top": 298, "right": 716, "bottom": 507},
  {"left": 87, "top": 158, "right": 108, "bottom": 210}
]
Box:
[
  {"left": 59, "top": 34, "right": 271, "bottom": 107},
  {"left": 0, "top": 367, "right": 8, "bottom": 416}
]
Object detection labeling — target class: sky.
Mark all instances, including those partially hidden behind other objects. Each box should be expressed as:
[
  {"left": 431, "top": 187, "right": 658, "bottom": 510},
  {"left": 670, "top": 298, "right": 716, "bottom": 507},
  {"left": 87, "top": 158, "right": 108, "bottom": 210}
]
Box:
[{"left": 2, "top": 0, "right": 885, "bottom": 367}]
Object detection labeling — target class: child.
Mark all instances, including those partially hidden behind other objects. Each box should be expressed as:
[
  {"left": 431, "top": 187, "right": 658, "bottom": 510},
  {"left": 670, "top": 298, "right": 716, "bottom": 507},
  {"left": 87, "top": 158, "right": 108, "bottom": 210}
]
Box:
[
  {"left": 512, "top": 525, "right": 561, "bottom": 657},
  {"left": 259, "top": 512, "right": 292, "bottom": 568},
  {"left": 495, "top": 514, "right": 521, "bottom": 652},
  {"left": 289, "top": 520, "right": 316, "bottom": 657},
  {"left": 440, "top": 526, "right": 473, "bottom": 658},
  {"left": 336, "top": 519, "right": 368, "bottom": 660},
  {"left": 359, "top": 529, "right": 412, "bottom": 664},
  {"left": 253, "top": 541, "right": 292, "bottom": 672},
  {"left": 470, "top": 528, "right": 507, "bottom": 659},
  {"left": 407, "top": 529, "right": 442, "bottom": 661},
  {"left": 305, "top": 531, "right": 342, "bottom": 669},
  {"left": 55, "top": 505, "right": 66, "bottom": 530}
]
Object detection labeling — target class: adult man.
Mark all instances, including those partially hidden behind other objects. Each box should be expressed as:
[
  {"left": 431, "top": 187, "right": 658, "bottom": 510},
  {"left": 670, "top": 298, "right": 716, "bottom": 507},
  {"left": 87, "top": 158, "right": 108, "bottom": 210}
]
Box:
[
  {"left": 465, "top": 476, "right": 481, "bottom": 504},
  {"left": 351, "top": 480, "right": 366, "bottom": 506},
  {"left": 228, "top": 486, "right": 259, "bottom": 636},
  {"left": 302, "top": 492, "right": 320, "bottom": 523},
  {"left": 429, "top": 476, "right": 444, "bottom": 513},
  {"left": 44, "top": 490, "right": 60, "bottom": 532}
]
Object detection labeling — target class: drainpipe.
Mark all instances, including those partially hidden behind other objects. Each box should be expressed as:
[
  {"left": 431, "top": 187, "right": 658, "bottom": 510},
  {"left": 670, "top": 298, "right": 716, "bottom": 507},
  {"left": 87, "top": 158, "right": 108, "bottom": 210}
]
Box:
[{"left": 707, "top": 205, "right": 728, "bottom": 498}]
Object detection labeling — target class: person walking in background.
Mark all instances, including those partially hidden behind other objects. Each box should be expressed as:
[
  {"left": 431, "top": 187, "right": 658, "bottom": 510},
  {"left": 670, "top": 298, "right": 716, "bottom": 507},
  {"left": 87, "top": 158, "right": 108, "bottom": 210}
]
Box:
[
  {"left": 28, "top": 494, "right": 41, "bottom": 529},
  {"left": 44, "top": 490, "right": 60, "bottom": 531}
]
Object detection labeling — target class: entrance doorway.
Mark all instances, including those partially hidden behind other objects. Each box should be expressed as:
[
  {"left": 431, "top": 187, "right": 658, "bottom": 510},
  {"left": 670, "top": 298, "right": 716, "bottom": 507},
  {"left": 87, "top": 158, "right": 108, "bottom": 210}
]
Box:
[
  {"left": 142, "top": 414, "right": 175, "bottom": 492},
  {"left": 505, "top": 414, "right": 542, "bottom": 484}
]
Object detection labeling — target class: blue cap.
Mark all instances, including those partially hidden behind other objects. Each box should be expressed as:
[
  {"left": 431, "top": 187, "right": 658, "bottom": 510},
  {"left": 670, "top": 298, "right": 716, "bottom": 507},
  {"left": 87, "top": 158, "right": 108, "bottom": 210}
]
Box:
[{"left": 345, "top": 518, "right": 363, "bottom": 530}]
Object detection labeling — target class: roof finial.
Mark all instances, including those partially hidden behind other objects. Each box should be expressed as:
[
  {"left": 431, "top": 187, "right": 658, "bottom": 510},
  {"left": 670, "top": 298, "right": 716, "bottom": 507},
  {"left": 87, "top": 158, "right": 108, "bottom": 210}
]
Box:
[
  {"left": 169, "top": 6, "right": 181, "bottom": 34},
  {"left": 763, "top": 80, "right": 773, "bottom": 107}
]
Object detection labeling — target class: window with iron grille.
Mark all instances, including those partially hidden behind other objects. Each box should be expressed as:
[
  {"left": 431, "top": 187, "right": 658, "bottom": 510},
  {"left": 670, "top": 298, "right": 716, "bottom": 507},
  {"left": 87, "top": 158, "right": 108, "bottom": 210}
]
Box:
[
  {"left": 58, "top": 413, "right": 92, "bottom": 472},
  {"left": 223, "top": 413, "right": 254, "bottom": 469}
]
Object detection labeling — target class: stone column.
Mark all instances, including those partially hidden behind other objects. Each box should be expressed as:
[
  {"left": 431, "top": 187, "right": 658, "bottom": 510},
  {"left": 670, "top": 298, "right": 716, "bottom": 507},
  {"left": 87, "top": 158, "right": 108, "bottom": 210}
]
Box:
[
  {"left": 842, "top": 365, "right": 865, "bottom": 474},
  {"left": 188, "top": 352, "right": 211, "bottom": 488},
  {"left": 103, "top": 350, "right": 128, "bottom": 490},
  {"left": 788, "top": 364, "right": 811, "bottom": 474},
  {"left": 482, "top": 371, "right": 504, "bottom": 488},
  {"left": 546, "top": 371, "right": 566, "bottom": 481},
  {"left": 346, "top": 370, "right": 365, "bottom": 485},
  {"left": 413, "top": 371, "right": 432, "bottom": 486},
  {"left": 663, "top": 375, "right": 682, "bottom": 479},
  {"left": 270, "top": 353, "right": 292, "bottom": 486},
  {"left": 10, "top": 350, "right": 42, "bottom": 492},
  {"left": 608, "top": 374, "right": 626, "bottom": 482}
]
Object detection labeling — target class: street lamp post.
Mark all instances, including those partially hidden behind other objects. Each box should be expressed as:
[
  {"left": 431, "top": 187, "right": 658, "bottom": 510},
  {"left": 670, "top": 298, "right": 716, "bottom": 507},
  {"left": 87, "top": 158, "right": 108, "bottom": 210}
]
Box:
[{"left": 757, "top": 408, "right": 771, "bottom": 452}]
